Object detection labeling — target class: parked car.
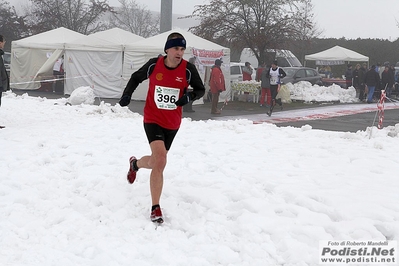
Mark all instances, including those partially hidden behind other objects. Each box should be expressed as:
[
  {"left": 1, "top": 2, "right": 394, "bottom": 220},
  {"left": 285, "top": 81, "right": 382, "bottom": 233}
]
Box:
[
  {"left": 3, "top": 51, "right": 10, "bottom": 76},
  {"left": 230, "top": 62, "right": 256, "bottom": 83},
  {"left": 280, "top": 67, "right": 323, "bottom": 86}
]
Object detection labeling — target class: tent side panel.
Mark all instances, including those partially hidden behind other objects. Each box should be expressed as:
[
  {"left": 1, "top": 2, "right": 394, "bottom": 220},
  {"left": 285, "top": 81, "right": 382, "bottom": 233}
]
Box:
[
  {"left": 64, "top": 50, "right": 123, "bottom": 98},
  {"left": 10, "top": 46, "right": 55, "bottom": 90}
]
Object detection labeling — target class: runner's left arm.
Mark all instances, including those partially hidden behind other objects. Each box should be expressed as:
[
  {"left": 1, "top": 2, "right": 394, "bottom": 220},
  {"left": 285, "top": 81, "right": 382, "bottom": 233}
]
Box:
[{"left": 186, "top": 62, "right": 205, "bottom": 101}]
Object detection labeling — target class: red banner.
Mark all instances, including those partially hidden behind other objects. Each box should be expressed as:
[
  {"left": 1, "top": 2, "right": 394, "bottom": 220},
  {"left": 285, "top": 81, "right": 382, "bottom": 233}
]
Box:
[{"left": 192, "top": 48, "right": 224, "bottom": 66}]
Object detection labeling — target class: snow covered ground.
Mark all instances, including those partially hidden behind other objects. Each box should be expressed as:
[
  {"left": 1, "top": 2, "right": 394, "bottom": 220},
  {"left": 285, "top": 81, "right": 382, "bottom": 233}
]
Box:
[{"left": 1, "top": 85, "right": 398, "bottom": 265}]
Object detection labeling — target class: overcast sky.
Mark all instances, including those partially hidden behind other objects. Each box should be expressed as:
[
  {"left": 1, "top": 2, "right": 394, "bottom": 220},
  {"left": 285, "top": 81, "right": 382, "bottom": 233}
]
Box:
[
  {"left": 12, "top": 0, "right": 399, "bottom": 40},
  {"left": 106, "top": 0, "right": 399, "bottom": 40}
]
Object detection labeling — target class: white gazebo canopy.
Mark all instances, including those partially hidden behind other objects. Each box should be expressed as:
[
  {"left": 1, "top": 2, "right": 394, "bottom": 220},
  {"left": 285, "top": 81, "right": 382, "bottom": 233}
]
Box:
[{"left": 305, "top": 45, "right": 369, "bottom": 65}]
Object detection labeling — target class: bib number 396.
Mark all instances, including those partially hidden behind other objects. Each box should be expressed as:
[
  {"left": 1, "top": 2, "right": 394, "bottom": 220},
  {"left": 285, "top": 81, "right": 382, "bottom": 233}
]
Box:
[{"left": 154, "top": 86, "right": 180, "bottom": 110}]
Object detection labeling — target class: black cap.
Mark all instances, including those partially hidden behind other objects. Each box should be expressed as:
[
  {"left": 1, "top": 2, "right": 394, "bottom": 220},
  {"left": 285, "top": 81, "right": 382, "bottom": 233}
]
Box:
[{"left": 215, "top": 59, "right": 223, "bottom": 66}]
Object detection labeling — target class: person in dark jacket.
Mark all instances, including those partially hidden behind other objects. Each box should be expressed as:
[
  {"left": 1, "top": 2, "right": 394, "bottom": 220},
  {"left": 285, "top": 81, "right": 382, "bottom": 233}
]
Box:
[
  {"left": 0, "top": 34, "right": 9, "bottom": 129},
  {"left": 345, "top": 64, "right": 353, "bottom": 88},
  {"left": 358, "top": 63, "right": 367, "bottom": 101},
  {"left": 0, "top": 34, "right": 10, "bottom": 108},
  {"left": 381, "top": 65, "right": 395, "bottom": 98},
  {"left": 364, "top": 65, "right": 380, "bottom": 103},
  {"left": 352, "top": 64, "right": 361, "bottom": 91}
]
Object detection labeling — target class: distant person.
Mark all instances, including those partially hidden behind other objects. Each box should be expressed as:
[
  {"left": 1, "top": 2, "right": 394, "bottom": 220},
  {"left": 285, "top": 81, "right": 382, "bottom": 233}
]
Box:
[
  {"left": 381, "top": 65, "right": 394, "bottom": 98},
  {"left": 242, "top": 62, "right": 253, "bottom": 81},
  {"left": 267, "top": 60, "right": 286, "bottom": 116},
  {"left": 352, "top": 64, "right": 361, "bottom": 94},
  {"left": 376, "top": 62, "right": 384, "bottom": 78},
  {"left": 256, "top": 62, "right": 266, "bottom": 82},
  {"left": 259, "top": 63, "right": 271, "bottom": 107},
  {"left": 345, "top": 64, "right": 353, "bottom": 88},
  {"left": 53, "top": 55, "right": 64, "bottom": 93},
  {"left": 392, "top": 65, "right": 399, "bottom": 93},
  {"left": 325, "top": 65, "right": 332, "bottom": 78},
  {"left": 118, "top": 32, "right": 205, "bottom": 223},
  {"left": 358, "top": 63, "right": 367, "bottom": 101},
  {"left": 0, "top": 34, "right": 9, "bottom": 129},
  {"left": 364, "top": 65, "right": 380, "bottom": 103},
  {"left": 209, "top": 59, "right": 226, "bottom": 114},
  {"left": 375, "top": 62, "right": 381, "bottom": 74}
]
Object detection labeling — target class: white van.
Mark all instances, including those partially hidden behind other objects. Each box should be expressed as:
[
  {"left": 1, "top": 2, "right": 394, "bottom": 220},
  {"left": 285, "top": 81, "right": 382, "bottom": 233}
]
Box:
[{"left": 240, "top": 48, "right": 302, "bottom": 69}]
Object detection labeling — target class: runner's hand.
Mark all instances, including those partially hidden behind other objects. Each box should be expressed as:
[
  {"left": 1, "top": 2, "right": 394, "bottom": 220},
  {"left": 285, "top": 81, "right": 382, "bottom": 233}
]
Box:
[
  {"left": 175, "top": 91, "right": 192, "bottom": 106},
  {"left": 119, "top": 95, "right": 131, "bottom": 106}
]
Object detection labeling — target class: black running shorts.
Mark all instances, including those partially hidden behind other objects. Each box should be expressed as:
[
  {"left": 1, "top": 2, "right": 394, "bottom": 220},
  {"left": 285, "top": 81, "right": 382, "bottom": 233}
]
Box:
[{"left": 143, "top": 123, "right": 179, "bottom": 150}]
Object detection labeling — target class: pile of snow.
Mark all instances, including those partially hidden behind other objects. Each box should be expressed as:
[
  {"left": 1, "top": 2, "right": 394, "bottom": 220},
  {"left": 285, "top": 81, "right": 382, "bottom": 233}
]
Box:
[
  {"left": 286, "top": 81, "right": 358, "bottom": 103},
  {"left": 0, "top": 91, "right": 398, "bottom": 266},
  {"left": 68, "top": 86, "right": 96, "bottom": 105}
]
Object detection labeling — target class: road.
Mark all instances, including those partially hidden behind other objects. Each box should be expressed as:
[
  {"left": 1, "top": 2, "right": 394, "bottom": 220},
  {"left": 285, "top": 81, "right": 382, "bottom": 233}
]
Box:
[{"left": 12, "top": 89, "right": 399, "bottom": 133}]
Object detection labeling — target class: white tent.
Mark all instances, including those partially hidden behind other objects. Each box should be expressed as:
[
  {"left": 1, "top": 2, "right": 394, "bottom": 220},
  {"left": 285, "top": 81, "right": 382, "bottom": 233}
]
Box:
[
  {"left": 305, "top": 45, "right": 369, "bottom": 65},
  {"left": 124, "top": 29, "right": 230, "bottom": 101},
  {"left": 64, "top": 28, "right": 144, "bottom": 98},
  {"left": 10, "top": 27, "right": 85, "bottom": 90}
]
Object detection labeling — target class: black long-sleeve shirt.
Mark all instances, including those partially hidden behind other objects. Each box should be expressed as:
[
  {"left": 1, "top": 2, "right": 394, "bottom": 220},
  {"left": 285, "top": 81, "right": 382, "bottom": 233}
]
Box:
[{"left": 122, "top": 56, "right": 205, "bottom": 101}]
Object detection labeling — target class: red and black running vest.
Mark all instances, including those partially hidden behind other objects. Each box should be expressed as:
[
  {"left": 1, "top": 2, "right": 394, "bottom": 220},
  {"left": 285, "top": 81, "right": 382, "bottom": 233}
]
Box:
[{"left": 144, "top": 56, "right": 189, "bottom": 130}]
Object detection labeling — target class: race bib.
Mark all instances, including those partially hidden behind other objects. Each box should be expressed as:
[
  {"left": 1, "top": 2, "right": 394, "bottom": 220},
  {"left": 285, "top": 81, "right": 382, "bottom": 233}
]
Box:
[
  {"left": 270, "top": 75, "right": 279, "bottom": 85},
  {"left": 154, "top": 86, "right": 180, "bottom": 110}
]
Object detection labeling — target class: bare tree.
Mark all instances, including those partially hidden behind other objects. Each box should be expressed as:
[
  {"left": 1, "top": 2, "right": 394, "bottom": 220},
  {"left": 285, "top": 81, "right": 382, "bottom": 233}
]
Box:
[
  {"left": 27, "top": 0, "right": 114, "bottom": 34},
  {"left": 190, "top": 0, "right": 317, "bottom": 65},
  {"left": 290, "top": 0, "right": 322, "bottom": 63},
  {"left": 109, "top": 0, "right": 159, "bottom": 38},
  {"left": 0, "top": 0, "right": 29, "bottom": 48}
]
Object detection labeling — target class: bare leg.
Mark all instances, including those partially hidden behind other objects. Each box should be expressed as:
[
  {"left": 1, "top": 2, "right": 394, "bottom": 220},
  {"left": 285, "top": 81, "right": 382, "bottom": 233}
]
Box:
[{"left": 136, "top": 140, "right": 167, "bottom": 206}]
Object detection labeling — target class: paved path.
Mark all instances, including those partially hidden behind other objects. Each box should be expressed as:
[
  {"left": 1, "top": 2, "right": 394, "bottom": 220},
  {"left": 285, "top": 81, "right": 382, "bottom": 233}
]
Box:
[
  {"left": 214, "top": 102, "right": 399, "bottom": 132},
  {"left": 12, "top": 89, "right": 399, "bottom": 133}
]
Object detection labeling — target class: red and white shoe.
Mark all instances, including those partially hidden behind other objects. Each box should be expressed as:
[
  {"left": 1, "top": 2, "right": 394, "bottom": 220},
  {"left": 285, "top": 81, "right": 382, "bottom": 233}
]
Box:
[
  {"left": 150, "top": 206, "right": 164, "bottom": 223},
  {"left": 127, "top": 156, "right": 138, "bottom": 184}
]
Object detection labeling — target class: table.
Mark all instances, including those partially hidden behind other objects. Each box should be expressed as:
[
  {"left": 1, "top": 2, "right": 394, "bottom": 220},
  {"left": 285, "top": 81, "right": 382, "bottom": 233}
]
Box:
[
  {"left": 231, "top": 81, "right": 261, "bottom": 102},
  {"left": 322, "top": 78, "right": 349, "bottom": 89}
]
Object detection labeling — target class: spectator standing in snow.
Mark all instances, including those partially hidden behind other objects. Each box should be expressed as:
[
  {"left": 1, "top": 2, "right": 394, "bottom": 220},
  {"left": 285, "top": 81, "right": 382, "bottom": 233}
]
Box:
[
  {"left": 0, "top": 34, "right": 9, "bottom": 129},
  {"left": 381, "top": 65, "right": 394, "bottom": 98},
  {"left": 242, "top": 62, "right": 253, "bottom": 81},
  {"left": 209, "top": 59, "right": 226, "bottom": 114},
  {"left": 392, "top": 65, "right": 398, "bottom": 93},
  {"left": 0, "top": 34, "right": 9, "bottom": 107},
  {"left": 375, "top": 62, "right": 384, "bottom": 80},
  {"left": 267, "top": 60, "right": 286, "bottom": 116},
  {"left": 259, "top": 63, "right": 271, "bottom": 107},
  {"left": 256, "top": 61, "right": 265, "bottom": 82},
  {"left": 118, "top": 32, "right": 205, "bottom": 223},
  {"left": 352, "top": 64, "right": 361, "bottom": 95},
  {"left": 358, "top": 63, "right": 367, "bottom": 102},
  {"left": 364, "top": 65, "right": 380, "bottom": 103},
  {"left": 345, "top": 64, "right": 353, "bottom": 88},
  {"left": 0, "top": 35, "right": 10, "bottom": 101}
]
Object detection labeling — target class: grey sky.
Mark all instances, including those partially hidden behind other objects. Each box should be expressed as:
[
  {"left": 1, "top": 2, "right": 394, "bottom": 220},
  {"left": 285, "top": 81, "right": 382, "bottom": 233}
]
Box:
[
  {"left": 13, "top": 0, "right": 399, "bottom": 40},
  {"left": 108, "top": 0, "right": 399, "bottom": 40}
]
